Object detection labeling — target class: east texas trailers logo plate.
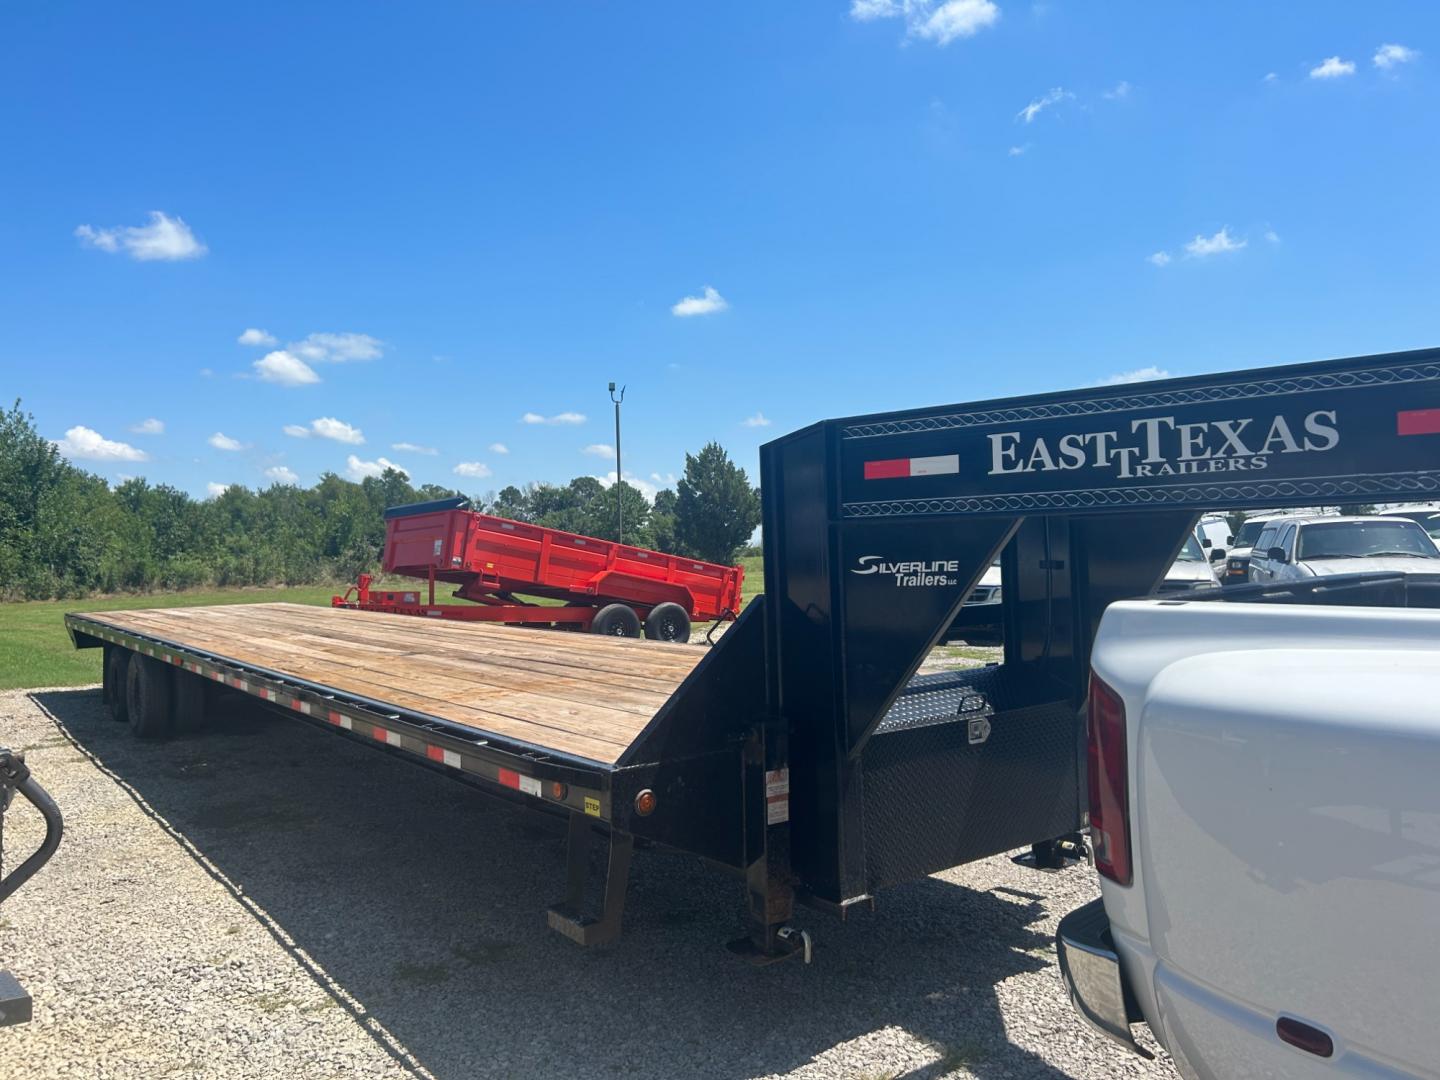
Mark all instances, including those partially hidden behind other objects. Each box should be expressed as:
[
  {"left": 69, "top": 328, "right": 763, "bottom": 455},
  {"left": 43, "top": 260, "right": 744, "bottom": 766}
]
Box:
[{"left": 843, "top": 369, "right": 1440, "bottom": 516}]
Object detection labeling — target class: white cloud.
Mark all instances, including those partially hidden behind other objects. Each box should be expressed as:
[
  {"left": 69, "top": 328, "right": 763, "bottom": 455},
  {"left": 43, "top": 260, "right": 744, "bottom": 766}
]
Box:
[
  {"left": 130, "top": 418, "right": 164, "bottom": 435},
  {"left": 1017, "top": 87, "right": 1073, "bottom": 123},
  {"left": 489, "top": 442, "right": 510, "bottom": 455},
  {"left": 1184, "top": 227, "right": 1247, "bottom": 257},
  {"left": 207, "top": 482, "right": 230, "bottom": 499},
  {"left": 54, "top": 426, "right": 149, "bottom": 462},
  {"left": 522, "top": 411, "right": 586, "bottom": 425},
  {"left": 650, "top": 471, "right": 678, "bottom": 487},
  {"left": 254, "top": 350, "right": 321, "bottom": 387},
  {"left": 290, "top": 332, "right": 382, "bottom": 363},
  {"left": 264, "top": 465, "right": 300, "bottom": 485},
  {"left": 1263, "top": 72, "right": 1279, "bottom": 83},
  {"left": 346, "top": 454, "right": 407, "bottom": 481},
  {"left": 912, "top": 0, "right": 1000, "bottom": 44},
  {"left": 453, "top": 461, "right": 493, "bottom": 479},
  {"left": 1147, "top": 251, "right": 1172, "bottom": 267},
  {"left": 74, "top": 211, "right": 206, "bottom": 261},
  {"left": 1102, "top": 80, "right": 1132, "bottom": 100},
  {"left": 208, "top": 432, "right": 245, "bottom": 451},
  {"left": 310, "top": 417, "right": 365, "bottom": 444},
  {"left": 1264, "top": 229, "right": 1281, "bottom": 244},
  {"left": 392, "top": 442, "right": 438, "bottom": 455},
  {"left": 1309, "top": 56, "right": 1355, "bottom": 79},
  {"left": 850, "top": 0, "right": 900, "bottom": 19},
  {"left": 237, "top": 328, "right": 277, "bottom": 347},
  {"left": 1008, "top": 144, "right": 1029, "bottom": 156},
  {"left": 741, "top": 412, "right": 772, "bottom": 428},
  {"left": 1374, "top": 43, "right": 1418, "bottom": 70},
  {"left": 595, "top": 470, "right": 658, "bottom": 501},
  {"left": 583, "top": 443, "right": 615, "bottom": 458},
  {"left": 1098, "top": 366, "right": 1172, "bottom": 386},
  {"left": 850, "top": 0, "right": 999, "bottom": 45},
  {"left": 671, "top": 285, "right": 729, "bottom": 317},
  {"left": 282, "top": 424, "right": 311, "bottom": 438}
]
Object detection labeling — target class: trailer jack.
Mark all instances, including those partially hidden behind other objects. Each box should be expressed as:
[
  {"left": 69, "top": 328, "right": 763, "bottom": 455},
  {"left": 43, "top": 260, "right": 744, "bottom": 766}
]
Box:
[
  {"left": 1012, "top": 833, "right": 1087, "bottom": 873},
  {"left": 0, "top": 749, "right": 64, "bottom": 1027},
  {"left": 546, "top": 813, "right": 634, "bottom": 947}
]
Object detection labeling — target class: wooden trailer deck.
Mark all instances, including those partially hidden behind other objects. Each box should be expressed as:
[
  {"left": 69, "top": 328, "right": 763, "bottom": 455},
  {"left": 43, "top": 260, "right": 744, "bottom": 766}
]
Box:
[{"left": 75, "top": 603, "right": 707, "bottom": 765}]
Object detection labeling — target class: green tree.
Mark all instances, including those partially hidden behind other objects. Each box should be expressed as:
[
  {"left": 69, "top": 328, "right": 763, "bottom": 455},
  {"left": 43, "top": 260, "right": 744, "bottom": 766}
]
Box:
[
  {"left": 674, "top": 442, "right": 760, "bottom": 564},
  {"left": 650, "top": 488, "right": 678, "bottom": 554}
]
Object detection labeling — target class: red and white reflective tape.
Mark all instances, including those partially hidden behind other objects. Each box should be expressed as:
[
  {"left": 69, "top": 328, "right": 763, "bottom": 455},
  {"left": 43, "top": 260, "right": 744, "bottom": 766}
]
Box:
[
  {"left": 864, "top": 454, "right": 959, "bottom": 480},
  {"left": 371, "top": 727, "right": 403, "bottom": 747},
  {"left": 327, "top": 710, "right": 352, "bottom": 731},
  {"left": 497, "top": 767, "right": 542, "bottom": 797},
  {"left": 425, "top": 744, "right": 462, "bottom": 768},
  {"left": 1398, "top": 409, "right": 1440, "bottom": 436}
]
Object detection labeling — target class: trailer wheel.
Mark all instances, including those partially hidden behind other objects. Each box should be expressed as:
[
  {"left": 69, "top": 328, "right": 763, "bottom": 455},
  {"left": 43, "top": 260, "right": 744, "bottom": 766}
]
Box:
[
  {"left": 125, "top": 655, "right": 173, "bottom": 740},
  {"left": 591, "top": 603, "right": 641, "bottom": 638},
  {"left": 644, "top": 602, "right": 691, "bottom": 643},
  {"left": 172, "top": 670, "right": 211, "bottom": 733},
  {"left": 103, "top": 647, "right": 130, "bottom": 724}
]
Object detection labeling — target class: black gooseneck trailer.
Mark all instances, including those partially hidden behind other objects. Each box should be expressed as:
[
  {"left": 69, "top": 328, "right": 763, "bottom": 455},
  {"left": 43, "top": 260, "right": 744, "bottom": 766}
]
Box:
[{"left": 67, "top": 347, "right": 1440, "bottom": 959}]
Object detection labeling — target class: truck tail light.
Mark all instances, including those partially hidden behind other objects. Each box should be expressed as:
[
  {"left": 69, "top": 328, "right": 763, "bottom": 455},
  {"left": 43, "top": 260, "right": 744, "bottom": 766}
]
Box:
[{"left": 1087, "top": 673, "right": 1132, "bottom": 885}]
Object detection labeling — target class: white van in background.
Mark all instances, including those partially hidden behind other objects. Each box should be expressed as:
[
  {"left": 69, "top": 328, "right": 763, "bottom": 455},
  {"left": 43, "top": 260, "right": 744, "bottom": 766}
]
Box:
[{"left": 1194, "top": 514, "right": 1232, "bottom": 562}]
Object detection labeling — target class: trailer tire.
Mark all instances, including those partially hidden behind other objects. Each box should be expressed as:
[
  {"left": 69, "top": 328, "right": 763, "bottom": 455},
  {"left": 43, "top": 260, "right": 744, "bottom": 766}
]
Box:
[
  {"left": 591, "top": 603, "right": 641, "bottom": 638},
  {"left": 125, "top": 655, "right": 173, "bottom": 740},
  {"left": 103, "top": 647, "right": 130, "bottom": 724},
  {"left": 172, "top": 670, "right": 211, "bottom": 733},
  {"left": 644, "top": 602, "right": 691, "bottom": 643}
]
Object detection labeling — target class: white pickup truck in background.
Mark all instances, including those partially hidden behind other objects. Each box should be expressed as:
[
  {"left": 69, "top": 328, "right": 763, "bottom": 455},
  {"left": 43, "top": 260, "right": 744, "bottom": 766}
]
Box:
[{"left": 1057, "top": 573, "right": 1440, "bottom": 1079}]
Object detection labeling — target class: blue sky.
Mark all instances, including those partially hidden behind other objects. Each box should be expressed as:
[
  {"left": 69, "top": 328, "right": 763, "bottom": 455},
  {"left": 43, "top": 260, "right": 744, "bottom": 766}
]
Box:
[{"left": 3, "top": 2, "right": 1436, "bottom": 500}]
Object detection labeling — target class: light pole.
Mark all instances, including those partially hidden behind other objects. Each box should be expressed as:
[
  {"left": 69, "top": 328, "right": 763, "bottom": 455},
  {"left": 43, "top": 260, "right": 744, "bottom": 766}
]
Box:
[{"left": 608, "top": 382, "right": 625, "bottom": 543}]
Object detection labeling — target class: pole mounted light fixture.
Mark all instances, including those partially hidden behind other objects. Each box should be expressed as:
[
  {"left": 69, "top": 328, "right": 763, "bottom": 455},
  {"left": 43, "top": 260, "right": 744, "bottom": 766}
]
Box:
[{"left": 609, "top": 382, "right": 626, "bottom": 543}]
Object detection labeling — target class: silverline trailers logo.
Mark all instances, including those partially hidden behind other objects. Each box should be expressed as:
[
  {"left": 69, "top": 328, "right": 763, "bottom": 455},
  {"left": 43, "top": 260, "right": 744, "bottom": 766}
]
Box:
[
  {"left": 987, "top": 409, "right": 1340, "bottom": 480},
  {"left": 852, "top": 556, "right": 961, "bottom": 587}
]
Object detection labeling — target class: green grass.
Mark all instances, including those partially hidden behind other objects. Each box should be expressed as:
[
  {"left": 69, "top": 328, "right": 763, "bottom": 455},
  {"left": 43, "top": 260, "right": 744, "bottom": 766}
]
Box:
[
  {"left": 0, "top": 584, "right": 345, "bottom": 691},
  {"left": 1, "top": 556, "right": 770, "bottom": 692}
]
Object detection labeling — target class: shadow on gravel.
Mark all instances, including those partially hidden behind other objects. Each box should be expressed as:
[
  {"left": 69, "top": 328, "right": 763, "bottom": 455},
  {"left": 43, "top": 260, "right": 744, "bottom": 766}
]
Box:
[{"left": 36, "top": 687, "right": 1079, "bottom": 1080}]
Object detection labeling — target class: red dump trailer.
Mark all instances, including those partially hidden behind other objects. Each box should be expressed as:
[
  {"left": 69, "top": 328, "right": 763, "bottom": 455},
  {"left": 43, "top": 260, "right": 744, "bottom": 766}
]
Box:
[{"left": 332, "top": 498, "right": 744, "bottom": 642}]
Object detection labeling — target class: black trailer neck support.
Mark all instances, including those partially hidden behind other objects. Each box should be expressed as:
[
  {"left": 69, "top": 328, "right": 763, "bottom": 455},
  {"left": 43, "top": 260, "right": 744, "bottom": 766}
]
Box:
[{"left": 760, "top": 346, "right": 1440, "bottom": 910}]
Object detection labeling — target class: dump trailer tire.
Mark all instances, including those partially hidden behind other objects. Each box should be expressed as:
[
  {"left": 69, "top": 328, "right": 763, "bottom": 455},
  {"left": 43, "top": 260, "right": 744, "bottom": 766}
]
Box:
[
  {"left": 644, "top": 602, "right": 692, "bottom": 643},
  {"left": 172, "top": 670, "right": 211, "bottom": 733},
  {"left": 103, "top": 647, "right": 130, "bottom": 724},
  {"left": 591, "top": 603, "right": 641, "bottom": 638},
  {"left": 125, "top": 654, "right": 173, "bottom": 740}
]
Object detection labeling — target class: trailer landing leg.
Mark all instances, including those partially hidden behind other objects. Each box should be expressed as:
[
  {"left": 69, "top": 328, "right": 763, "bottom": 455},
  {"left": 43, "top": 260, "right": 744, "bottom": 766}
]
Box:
[
  {"left": 546, "top": 813, "right": 634, "bottom": 947},
  {"left": 1012, "top": 833, "right": 1087, "bottom": 873}
]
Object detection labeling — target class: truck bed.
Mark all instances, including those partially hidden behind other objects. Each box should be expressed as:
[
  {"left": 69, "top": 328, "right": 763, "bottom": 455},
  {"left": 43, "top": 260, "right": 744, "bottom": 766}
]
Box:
[{"left": 72, "top": 603, "right": 706, "bottom": 765}]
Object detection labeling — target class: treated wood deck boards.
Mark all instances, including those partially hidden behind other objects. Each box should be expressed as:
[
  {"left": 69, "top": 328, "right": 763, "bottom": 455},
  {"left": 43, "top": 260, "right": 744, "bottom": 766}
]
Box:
[{"left": 81, "top": 603, "right": 705, "bottom": 764}]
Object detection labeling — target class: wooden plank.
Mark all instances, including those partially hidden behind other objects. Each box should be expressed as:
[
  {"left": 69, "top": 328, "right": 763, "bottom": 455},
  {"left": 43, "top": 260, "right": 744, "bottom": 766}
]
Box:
[
  {"left": 190, "top": 605, "right": 699, "bottom": 690},
  {"left": 77, "top": 603, "right": 711, "bottom": 764},
  {"left": 111, "top": 607, "right": 693, "bottom": 718},
  {"left": 145, "top": 604, "right": 702, "bottom": 682}
]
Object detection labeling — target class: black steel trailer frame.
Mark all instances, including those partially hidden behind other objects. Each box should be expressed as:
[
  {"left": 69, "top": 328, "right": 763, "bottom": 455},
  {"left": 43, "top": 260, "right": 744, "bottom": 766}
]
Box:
[{"left": 68, "top": 346, "right": 1440, "bottom": 958}]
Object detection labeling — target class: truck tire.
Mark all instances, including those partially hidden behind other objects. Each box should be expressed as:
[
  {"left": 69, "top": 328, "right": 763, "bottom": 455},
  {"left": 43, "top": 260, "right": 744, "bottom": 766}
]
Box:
[
  {"left": 103, "top": 647, "right": 129, "bottom": 724},
  {"left": 125, "top": 655, "right": 173, "bottom": 740},
  {"left": 644, "top": 602, "right": 691, "bottom": 643},
  {"left": 591, "top": 603, "right": 641, "bottom": 638},
  {"left": 172, "top": 670, "right": 211, "bottom": 733}
]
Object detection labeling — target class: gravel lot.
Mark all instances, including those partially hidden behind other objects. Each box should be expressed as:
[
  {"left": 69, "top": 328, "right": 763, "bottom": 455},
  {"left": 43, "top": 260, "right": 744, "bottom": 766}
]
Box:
[{"left": 0, "top": 685, "right": 1176, "bottom": 1080}]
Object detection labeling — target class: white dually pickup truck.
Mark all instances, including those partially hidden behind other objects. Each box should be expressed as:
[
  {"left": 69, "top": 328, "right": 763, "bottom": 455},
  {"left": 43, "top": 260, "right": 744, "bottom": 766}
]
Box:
[{"left": 1057, "top": 572, "right": 1440, "bottom": 1080}]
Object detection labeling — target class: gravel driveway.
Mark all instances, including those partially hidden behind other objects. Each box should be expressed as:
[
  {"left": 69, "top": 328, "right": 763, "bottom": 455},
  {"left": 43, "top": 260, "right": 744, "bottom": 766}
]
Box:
[{"left": 0, "top": 686, "right": 1176, "bottom": 1080}]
